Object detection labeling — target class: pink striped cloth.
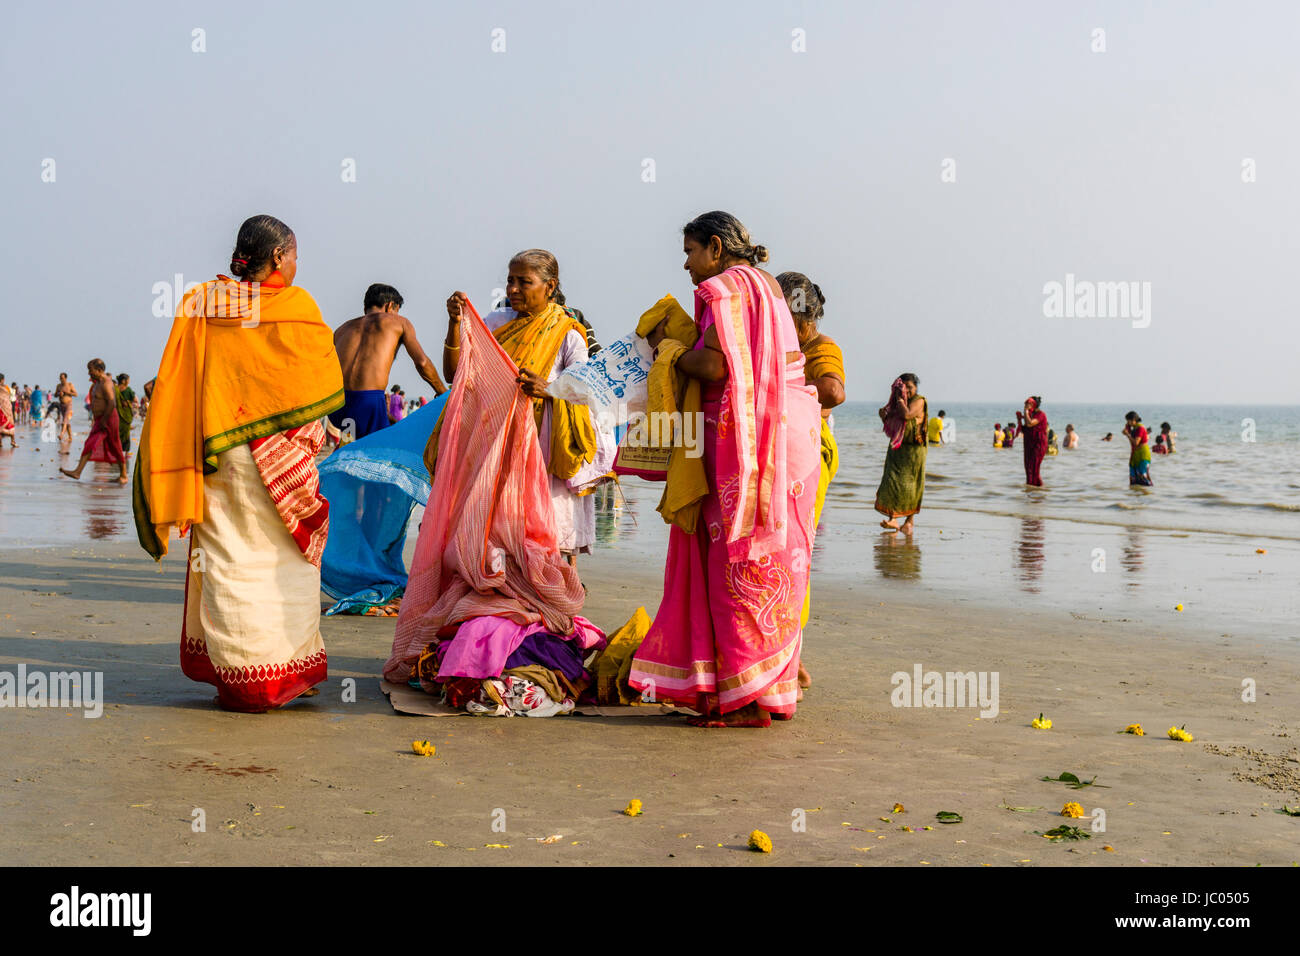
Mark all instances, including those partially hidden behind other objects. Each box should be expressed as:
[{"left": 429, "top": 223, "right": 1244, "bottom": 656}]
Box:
[
  {"left": 383, "top": 299, "right": 586, "bottom": 684},
  {"left": 882, "top": 377, "right": 907, "bottom": 449},
  {"left": 700, "top": 264, "right": 801, "bottom": 562}
]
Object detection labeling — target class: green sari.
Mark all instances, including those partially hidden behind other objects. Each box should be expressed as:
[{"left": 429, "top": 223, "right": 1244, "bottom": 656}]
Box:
[
  {"left": 874, "top": 397, "right": 927, "bottom": 518},
  {"left": 116, "top": 386, "right": 135, "bottom": 452}
]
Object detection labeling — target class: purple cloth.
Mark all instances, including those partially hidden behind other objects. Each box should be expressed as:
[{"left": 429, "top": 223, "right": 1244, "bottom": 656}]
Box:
[
  {"left": 504, "top": 633, "right": 589, "bottom": 681},
  {"left": 435, "top": 614, "right": 607, "bottom": 680},
  {"left": 882, "top": 377, "right": 907, "bottom": 449},
  {"left": 437, "top": 617, "right": 546, "bottom": 679}
]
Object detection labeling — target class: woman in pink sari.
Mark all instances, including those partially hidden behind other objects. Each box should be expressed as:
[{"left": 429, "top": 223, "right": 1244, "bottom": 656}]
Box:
[{"left": 629, "top": 212, "right": 822, "bottom": 728}]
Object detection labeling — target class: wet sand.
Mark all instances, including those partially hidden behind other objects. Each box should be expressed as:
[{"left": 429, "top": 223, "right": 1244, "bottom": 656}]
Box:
[{"left": 1, "top": 539, "right": 1297, "bottom": 866}]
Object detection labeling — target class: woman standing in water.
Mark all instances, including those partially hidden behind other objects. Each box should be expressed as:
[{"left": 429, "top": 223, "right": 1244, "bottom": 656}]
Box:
[
  {"left": 1016, "top": 395, "right": 1048, "bottom": 486},
  {"left": 875, "top": 373, "right": 927, "bottom": 533},
  {"left": 1124, "top": 411, "right": 1153, "bottom": 486}
]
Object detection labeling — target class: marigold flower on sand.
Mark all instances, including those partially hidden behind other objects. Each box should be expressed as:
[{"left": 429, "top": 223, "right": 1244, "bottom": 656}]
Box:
[
  {"left": 1031, "top": 713, "right": 1053, "bottom": 730},
  {"left": 1061, "top": 801, "right": 1085, "bottom": 818},
  {"left": 622, "top": 799, "right": 643, "bottom": 816},
  {"left": 1167, "top": 726, "right": 1194, "bottom": 742},
  {"left": 748, "top": 830, "right": 773, "bottom": 853},
  {"left": 1123, "top": 724, "right": 1144, "bottom": 736},
  {"left": 892, "top": 803, "right": 905, "bottom": 814},
  {"left": 411, "top": 740, "right": 436, "bottom": 757}
]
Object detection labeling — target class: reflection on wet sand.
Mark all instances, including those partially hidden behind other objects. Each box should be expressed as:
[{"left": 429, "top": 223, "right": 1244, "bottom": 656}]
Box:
[
  {"left": 874, "top": 533, "right": 921, "bottom": 580},
  {"left": 594, "top": 482, "right": 630, "bottom": 548},
  {"left": 1016, "top": 517, "right": 1045, "bottom": 592},
  {"left": 1120, "top": 526, "right": 1145, "bottom": 586},
  {"left": 84, "top": 474, "right": 127, "bottom": 539}
]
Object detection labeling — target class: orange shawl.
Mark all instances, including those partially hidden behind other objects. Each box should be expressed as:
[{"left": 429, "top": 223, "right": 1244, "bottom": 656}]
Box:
[{"left": 133, "top": 273, "right": 343, "bottom": 559}]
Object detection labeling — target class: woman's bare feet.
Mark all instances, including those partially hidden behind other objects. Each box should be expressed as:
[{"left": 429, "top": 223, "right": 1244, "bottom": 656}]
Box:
[
  {"left": 880, "top": 518, "right": 900, "bottom": 531},
  {"left": 901, "top": 517, "right": 915, "bottom": 535},
  {"left": 686, "top": 702, "right": 772, "bottom": 728},
  {"left": 59, "top": 467, "right": 81, "bottom": 480},
  {"left": 798, "top": 662, "right": 812, "bottom": 689}
]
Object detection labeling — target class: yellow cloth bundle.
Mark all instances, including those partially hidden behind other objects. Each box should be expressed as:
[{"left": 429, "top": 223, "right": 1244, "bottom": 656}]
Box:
[
  {"left": 595, "top": 606, "right": 652, "bottom": 705},
  {"left": 636, "top": 295, "right": 697, "bottom": 348},
  {"left": 647, "top": 339, "right": 708, "bottom": 533}
]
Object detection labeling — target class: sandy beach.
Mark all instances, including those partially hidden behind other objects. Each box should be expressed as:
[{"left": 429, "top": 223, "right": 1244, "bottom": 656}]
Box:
[{"left": 2, "top": 537, "right": 1296, "bottom": 867}]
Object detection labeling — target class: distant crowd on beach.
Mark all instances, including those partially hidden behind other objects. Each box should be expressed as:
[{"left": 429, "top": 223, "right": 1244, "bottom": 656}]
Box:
[{"left": 0, "top": 369, "right": 148, "bottom": 478}]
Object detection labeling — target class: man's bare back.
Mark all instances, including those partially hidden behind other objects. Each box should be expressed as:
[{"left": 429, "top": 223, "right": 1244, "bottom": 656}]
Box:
[{"left": 334, "top": 310, "right": 446, "bottom": 395}]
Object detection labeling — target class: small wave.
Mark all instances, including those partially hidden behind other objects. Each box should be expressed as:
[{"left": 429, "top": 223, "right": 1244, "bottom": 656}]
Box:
[{"left": 1181, "top": 496, "right": 1300, "bottom": 513}]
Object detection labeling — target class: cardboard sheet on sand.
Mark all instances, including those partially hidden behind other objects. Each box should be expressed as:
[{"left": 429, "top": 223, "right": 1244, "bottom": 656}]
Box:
[{"left": 379, "top": 680, "right": 694, "bottom": 718}]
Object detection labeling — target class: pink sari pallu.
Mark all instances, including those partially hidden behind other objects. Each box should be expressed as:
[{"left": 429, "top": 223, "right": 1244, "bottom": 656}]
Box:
[{"left": 629, "top": 266, "right": 821, "bottom": 716}]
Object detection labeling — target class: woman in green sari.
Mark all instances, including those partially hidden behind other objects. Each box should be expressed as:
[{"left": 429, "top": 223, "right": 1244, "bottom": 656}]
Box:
[{"left": 875, "top": 372, "right": 927, "bottom": 534}]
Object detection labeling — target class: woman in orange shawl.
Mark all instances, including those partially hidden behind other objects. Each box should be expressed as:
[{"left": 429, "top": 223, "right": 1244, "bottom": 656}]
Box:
[{"left": 133, "top": 215, "right": 344, "bottom": 712}]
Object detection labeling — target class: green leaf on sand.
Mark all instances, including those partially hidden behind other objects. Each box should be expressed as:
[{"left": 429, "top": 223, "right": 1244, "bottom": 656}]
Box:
[
  {"left": 1040, "top": 825, "right": 1091, "bottom": 841},
  {"left": 935, "top": 811, "right": 963, "bottom": 824},
  {"left": 1040, "top": 772, "right": 1110, "bottom": 790},
  {"left": 1276, "top": 806, "right": 1300, "bottom": 817}
]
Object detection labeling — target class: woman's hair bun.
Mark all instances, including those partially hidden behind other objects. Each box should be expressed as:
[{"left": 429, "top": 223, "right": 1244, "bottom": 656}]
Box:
[{"left": 752, "top": 244, "right": 769, "bottom": 263}]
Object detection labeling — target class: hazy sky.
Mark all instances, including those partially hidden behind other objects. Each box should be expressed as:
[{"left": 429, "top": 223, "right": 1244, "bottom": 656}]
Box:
[{"left": 5, "top": 0, "right": 1298, "bottom": 404}]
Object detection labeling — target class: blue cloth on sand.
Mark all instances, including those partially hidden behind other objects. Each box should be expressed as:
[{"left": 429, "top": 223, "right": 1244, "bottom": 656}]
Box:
[
  {"left": 329, "top": 389, "right": 391, "bottom": 440},
  {"left": 319, "top": 392, "right": 448, "bottom": 614}
]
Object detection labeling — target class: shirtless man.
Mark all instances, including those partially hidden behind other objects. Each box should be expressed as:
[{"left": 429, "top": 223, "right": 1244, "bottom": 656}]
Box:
[
  {"left": 55, "top": 372, "right": 77, "bottom": 442},
  {"left": 330, "top": 284, "right": 446, "bottom": 440},
  {"left": 60, "top": 359, "right": 128, "bottom": 483}
]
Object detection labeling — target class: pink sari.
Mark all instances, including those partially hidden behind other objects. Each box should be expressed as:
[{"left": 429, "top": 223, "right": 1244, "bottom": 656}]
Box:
[
  {"left": 628, "top": 266, "right": 822, "bottom": 716},
  {"left": 384, "top": 300, "right": 586, "bottom": 684}
]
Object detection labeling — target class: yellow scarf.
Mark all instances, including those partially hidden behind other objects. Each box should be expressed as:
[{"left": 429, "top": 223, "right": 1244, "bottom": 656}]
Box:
[
  {"left": 133, "top": 275, "right": 343, "bottom": 559},
  {"left": 494, "top": 303, "right": 595, "bottom": 480},
  {"left": 648, "top": 339, "right": 709, "bottom": 533}
]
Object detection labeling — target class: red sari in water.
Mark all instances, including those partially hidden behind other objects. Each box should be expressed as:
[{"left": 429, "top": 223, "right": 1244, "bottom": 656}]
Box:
[
  {"left": 628, "top": 266, "right": 822, "bottom": 717},
  {"left": 1021, "top": 413, "right": 1048, "bottom": 486}
]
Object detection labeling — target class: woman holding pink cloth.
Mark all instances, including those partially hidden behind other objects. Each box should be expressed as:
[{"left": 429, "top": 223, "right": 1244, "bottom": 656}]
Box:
[{"left": 629, "top": 212, "right": 822, "bottom": 728}]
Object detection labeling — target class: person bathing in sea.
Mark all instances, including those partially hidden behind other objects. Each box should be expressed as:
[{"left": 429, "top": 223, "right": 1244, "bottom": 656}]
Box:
[
  {"left": 876, "top": 373, "right": 927, "bottom": 534},
  {"left": 1159, "top": 421, "right": 1176, "bottom": 453},
  {"left": 1015, "top": 396, "right": 1047, "bottom": 486},
  {"left": 1064, "top": 423, "right": 1079, "bottom": 448},
  {"left": 1124, "top": 411, "right": 1153, "bottom": 486}
]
